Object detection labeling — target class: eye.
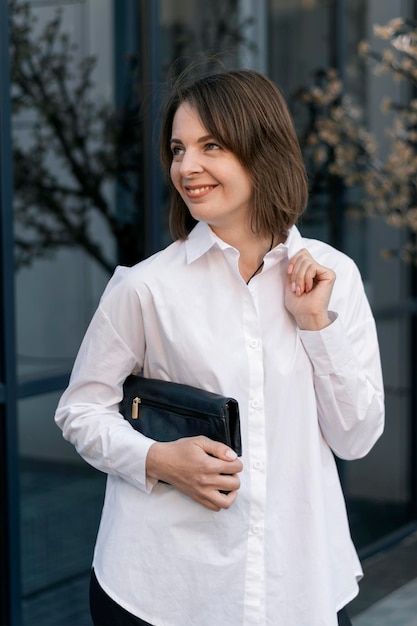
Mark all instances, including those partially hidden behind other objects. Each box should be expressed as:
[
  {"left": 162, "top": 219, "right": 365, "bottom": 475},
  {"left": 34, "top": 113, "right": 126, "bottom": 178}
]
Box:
[
  {"left": 205, "top": 142, "right": 221, "bottom": 151},
  {"left": 171, "top": 144, "right": 184, "bottom": 157}
]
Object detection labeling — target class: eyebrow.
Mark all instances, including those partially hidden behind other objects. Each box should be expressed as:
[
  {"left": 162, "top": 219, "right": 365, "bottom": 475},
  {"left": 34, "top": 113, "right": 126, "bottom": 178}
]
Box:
[{"left": 170, "top": 134, "right": 214, "bottom": 144}]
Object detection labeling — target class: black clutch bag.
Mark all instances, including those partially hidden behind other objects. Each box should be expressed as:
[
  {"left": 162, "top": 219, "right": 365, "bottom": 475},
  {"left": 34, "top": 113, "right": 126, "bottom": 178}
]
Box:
[{"left": 119, "top": 375, "right": 242, "bottom": 456}]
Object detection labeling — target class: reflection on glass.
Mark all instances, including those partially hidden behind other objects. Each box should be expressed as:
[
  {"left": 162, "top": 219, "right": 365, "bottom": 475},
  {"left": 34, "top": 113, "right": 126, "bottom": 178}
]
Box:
[
  {"left": 19, "top": 392, "right": 105, "bottom": 625},
  {"left": 269, "top": 0, "right": 415, "bottom": 551}
]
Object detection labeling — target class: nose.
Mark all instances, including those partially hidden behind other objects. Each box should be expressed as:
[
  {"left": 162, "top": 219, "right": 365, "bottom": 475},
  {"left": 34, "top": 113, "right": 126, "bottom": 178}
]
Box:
[{"left": 179, "top": 148, "right": 204, "bottom": 177}]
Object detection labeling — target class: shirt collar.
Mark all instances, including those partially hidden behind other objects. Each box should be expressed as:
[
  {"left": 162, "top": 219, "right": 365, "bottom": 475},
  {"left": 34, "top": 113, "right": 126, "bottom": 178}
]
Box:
[
  {"left": 185, "top": 221, "right": 305, "bottom": 264},
  {"left": 185, "top": 222, "right": 225, "bottom": 264},
  {"left": 277, "top": 224, "right": 305, "bottom": 259}
]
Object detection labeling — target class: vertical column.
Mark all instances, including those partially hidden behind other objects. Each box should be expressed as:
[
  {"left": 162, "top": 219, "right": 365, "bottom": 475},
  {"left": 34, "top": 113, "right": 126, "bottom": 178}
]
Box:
[
  {"left": 409, "top": 0, "right": 417, "bottom": 524},
  {"left": 0, "top": 1, "right": 22, "bottom": 624},
  {"left": 141, "top": 0, "right": 163, "bottom": 257},
  {"left": 239, "top": 0, "right": 267, "bottom": 72},
  {"left": 328, "top": 0, "right": 346, "bottom": 253}
]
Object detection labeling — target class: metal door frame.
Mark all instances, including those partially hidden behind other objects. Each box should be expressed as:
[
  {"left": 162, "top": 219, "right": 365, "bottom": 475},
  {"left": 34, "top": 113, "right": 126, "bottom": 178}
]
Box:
[{"left": 0, "top": 1, "right": 22, "bottom": 623}]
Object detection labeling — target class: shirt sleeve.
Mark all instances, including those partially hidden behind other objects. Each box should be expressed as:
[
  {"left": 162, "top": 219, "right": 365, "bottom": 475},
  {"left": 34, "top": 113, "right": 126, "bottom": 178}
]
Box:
[
  {"left": 54, "top": 269, "right": 157, "bottom": 493},
  {"left": 298, "top": 260, "right": 385, "bottom": 460}
]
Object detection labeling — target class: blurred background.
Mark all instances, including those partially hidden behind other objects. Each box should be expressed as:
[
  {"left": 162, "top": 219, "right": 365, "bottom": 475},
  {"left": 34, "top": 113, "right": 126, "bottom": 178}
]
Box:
[{"left": 1, "top": 0, "right": 417, "bottom": 624}]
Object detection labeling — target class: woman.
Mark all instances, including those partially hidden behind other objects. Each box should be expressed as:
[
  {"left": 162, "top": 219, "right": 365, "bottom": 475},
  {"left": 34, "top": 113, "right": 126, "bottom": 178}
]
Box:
[{"left": 55, "top": 69, "right": 384, "bottom": 626}]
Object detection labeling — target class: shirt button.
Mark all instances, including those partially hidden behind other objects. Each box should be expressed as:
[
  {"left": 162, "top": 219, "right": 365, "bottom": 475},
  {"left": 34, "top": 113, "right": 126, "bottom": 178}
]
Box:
[
  {"left": 253, "top": 460, "right": 263, "bottom": 470},
  {"left": 251, "top": 399, "right": 260, "bottom": 408},
  {"left": 249, "top": 339, "right": 258, "bottom": 349},
  {"left": 252, "top": 525, "right": 261, "bottom": 534}
]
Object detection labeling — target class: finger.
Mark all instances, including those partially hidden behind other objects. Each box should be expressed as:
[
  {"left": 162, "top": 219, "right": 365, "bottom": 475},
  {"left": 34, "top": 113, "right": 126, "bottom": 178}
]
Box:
[
  {"left": 287, "top": 248, "right": 311, "bottom": 274},
  {"left": 289, "top": 253, "right": 330, "bottom": 295},
  {"left": 302, "top": 261, "right": 319, "bottom": 293},
  {"left": 289, "top": 250, "right": 335, "bottom": 285},
  {"left": 216, "top": 488, "right": 239, "bottom": 509},
  {"left": 290, "top": 260, "right": 315, "bottom": 295},
  {"left": 188, "top": 472, "right": 240, "bottom": 510},
  {"left": 200, "top": 472, "right": 241, "bottom": 500},
  {"left": 201, "top": 486, "right": 239, "bottom": 511},
  {"left": 288, "top": 248, "right": 311, "bottom": 268},
  {"left": 291, "top": 255, "right": 314, "bottom": 278},
  {"left": 297, "top": 262, "right": 336, "bottom": 293},
  {"left": 199, "top": 456, "right": 243, "bottom": 482},
  {"left": 288, "top": 250, "right": 312, "bottom": 293},
  {"left": 195, "top": 436, "right": 241, "bottom": 464},
  {"left": 217, "top": 472, "right": 241, "bottom": 491}
]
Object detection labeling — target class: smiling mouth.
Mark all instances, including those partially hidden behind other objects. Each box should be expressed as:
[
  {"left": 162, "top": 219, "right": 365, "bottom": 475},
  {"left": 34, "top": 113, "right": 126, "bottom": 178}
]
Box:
[{"left": 185, "top": 185, "right": 217, "bottom": 197}]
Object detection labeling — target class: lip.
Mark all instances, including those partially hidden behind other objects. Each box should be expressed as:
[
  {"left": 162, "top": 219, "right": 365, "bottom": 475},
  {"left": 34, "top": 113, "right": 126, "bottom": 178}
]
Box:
[{"left": 184, "top": 184, "right": 217, "bottom": 199}]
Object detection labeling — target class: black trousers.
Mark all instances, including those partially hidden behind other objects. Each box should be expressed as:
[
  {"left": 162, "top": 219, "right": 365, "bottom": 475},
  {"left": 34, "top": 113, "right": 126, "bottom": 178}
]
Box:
[
  {"left": 90, "top": 570, "right": 152, "bottom": 626},
  {"left": 89, "top": 569, "right": 352, "bottom": 626}
]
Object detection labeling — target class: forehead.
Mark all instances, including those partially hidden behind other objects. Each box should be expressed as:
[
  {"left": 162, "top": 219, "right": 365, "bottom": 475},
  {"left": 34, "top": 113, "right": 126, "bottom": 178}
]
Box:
[{"left": 171, "top": 102, "right": 208, "bottom": 138}]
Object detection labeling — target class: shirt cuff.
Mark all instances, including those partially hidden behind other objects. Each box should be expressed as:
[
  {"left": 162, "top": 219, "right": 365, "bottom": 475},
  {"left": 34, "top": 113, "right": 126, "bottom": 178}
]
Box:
[
  {"left": 298, "top": 313, "right": 353, "bottom": 376},
  {"left": 131, "top": 433, "right": 159, "bottom": 494},
  {"left": 106, "top": 426, "right": 158, "bottom": 494}
]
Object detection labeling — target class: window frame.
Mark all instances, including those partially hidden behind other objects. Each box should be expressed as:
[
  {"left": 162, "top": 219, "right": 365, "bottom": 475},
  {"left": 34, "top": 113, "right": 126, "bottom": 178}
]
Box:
[{"left": 0, "top": 2, "right": 22, "bottom": 624}]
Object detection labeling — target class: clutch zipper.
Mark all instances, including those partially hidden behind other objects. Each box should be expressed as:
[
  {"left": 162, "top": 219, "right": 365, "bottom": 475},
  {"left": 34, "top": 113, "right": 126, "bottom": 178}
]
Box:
[
  {"left": 131, "top": 397, "right": 141, "bottom": 419},
  {"left": 130, "top": 396, "right": 228, "bottom": 421}
]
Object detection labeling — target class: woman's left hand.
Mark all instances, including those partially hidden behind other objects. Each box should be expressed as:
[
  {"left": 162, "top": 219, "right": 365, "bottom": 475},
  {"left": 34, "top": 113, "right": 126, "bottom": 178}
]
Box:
[{"left": 285, "top": 248, "right": 336, "bottom": 330}]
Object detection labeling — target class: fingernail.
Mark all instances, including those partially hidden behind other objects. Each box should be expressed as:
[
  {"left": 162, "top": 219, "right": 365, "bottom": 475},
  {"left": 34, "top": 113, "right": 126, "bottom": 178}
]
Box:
[
  {"left": 225, "top": 449, "right": 237, "bottom": 460},
  {"left": 291, "top": 281, "right": 296, "bottom": 293}
]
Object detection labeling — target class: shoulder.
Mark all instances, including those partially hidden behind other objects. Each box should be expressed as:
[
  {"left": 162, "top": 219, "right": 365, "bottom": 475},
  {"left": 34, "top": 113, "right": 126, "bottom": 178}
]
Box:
[
  {"left": 300, "top": 237, "right": 373, "bottom": 323},
  {"left": 294, "top": 234, "right": 368, "bottom": 316},
  {"left": 289, "top": 226, "right": 357, "bottom": 273},
  {"left": 303, "top": 237, "right": 355, "bottom": 267},
  {"left": 299, "top": 236, "right": 361, "bottom": 283},
  {"left": 101, "top": 239, "right": 186, "bottom": 300}
]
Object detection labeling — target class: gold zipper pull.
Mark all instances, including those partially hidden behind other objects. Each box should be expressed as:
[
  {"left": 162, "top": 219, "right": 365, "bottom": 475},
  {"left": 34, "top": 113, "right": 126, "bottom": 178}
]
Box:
[{"left": 132, "top": 397, "right": 141, "bottom": 419}]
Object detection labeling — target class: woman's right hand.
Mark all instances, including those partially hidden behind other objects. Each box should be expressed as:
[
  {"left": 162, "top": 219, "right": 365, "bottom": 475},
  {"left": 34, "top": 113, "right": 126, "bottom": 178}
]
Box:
[{"left": 145, "top": 436, "right": 243, "bottom": 511}]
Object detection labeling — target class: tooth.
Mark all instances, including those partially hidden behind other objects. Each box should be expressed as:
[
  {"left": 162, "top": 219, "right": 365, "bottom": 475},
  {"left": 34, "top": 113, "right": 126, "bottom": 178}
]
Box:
[{"left": 189, "top": 186, "right": 211, "bottom": 194}]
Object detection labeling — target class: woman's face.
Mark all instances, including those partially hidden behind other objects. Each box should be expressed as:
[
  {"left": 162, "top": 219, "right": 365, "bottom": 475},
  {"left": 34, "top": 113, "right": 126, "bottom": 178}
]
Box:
[{"left": 170, "top": 103, "right": 253, "bottom": 238}]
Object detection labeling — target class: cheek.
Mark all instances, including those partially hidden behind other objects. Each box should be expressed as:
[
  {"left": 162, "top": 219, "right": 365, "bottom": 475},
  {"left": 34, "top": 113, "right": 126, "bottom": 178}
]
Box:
[
  {"left": 170, "top": 162, "right": 176, "bottom": 182},
  {"left": 170, "top": 163, "right": 180, "bottom": 191},
  {"left": 234, "top": 171, "right": 253, "bottom": 199}
]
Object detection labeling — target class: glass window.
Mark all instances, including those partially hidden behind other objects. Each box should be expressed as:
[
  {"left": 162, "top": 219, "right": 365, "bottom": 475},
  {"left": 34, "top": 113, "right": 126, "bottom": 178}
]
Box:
[
  {"left": 12, "top": 0, "right": 115, "bottom": 384},
  {"left": 339, "top": 0, "right": 416, "bottom": 550},
  {"left": 19, "top": 391, "right": 105, "bottom": 626},
  {"left": 160, "top": 0, "right": 246, "bottom": 75},
  {"left": 345, "top": 315, "right": 413, "bottom": 548},
  {"left": 268, "top": 0, "right": 331, "bottom": 98},
  {"left": 268, "top": 0, "right": 416, "bottom": 551},
  {"left": 268, "top": 0, "right": 333, "bottom": 244},
  {"left": 11, "top": 1, "right": 114, "bottom": 623}
]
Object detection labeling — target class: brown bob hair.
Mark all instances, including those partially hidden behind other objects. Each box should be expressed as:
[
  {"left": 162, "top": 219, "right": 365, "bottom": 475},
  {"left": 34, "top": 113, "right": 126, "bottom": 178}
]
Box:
[{"left": 160, "top": 69, "right": 308, "bottom": 241}]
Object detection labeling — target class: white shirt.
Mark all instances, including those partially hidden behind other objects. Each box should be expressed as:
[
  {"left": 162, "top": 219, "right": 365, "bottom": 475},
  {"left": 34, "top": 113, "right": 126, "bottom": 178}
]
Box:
[{"left": 55, "top": 221, "right": 384, "bottom": 626}]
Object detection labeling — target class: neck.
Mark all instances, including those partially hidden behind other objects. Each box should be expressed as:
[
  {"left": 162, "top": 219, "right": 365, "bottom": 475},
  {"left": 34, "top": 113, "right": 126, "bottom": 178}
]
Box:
[
  {"left": 208, "top": 223, "right": 283, "bottom": 282},
  {"left": 237, "top": 233, "right": 275, "bottom": 284}
]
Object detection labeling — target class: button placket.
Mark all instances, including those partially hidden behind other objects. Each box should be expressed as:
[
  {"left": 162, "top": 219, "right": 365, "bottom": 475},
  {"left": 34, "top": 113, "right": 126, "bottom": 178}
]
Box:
[{"left": 242, "top": 281, "right": 267, "bottom": 626}]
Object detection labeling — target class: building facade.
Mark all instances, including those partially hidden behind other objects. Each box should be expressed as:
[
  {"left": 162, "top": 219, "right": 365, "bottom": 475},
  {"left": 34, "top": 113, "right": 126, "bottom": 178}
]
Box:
[{"left": 1, "top": 0, "right": 416, "bottom": 624}]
